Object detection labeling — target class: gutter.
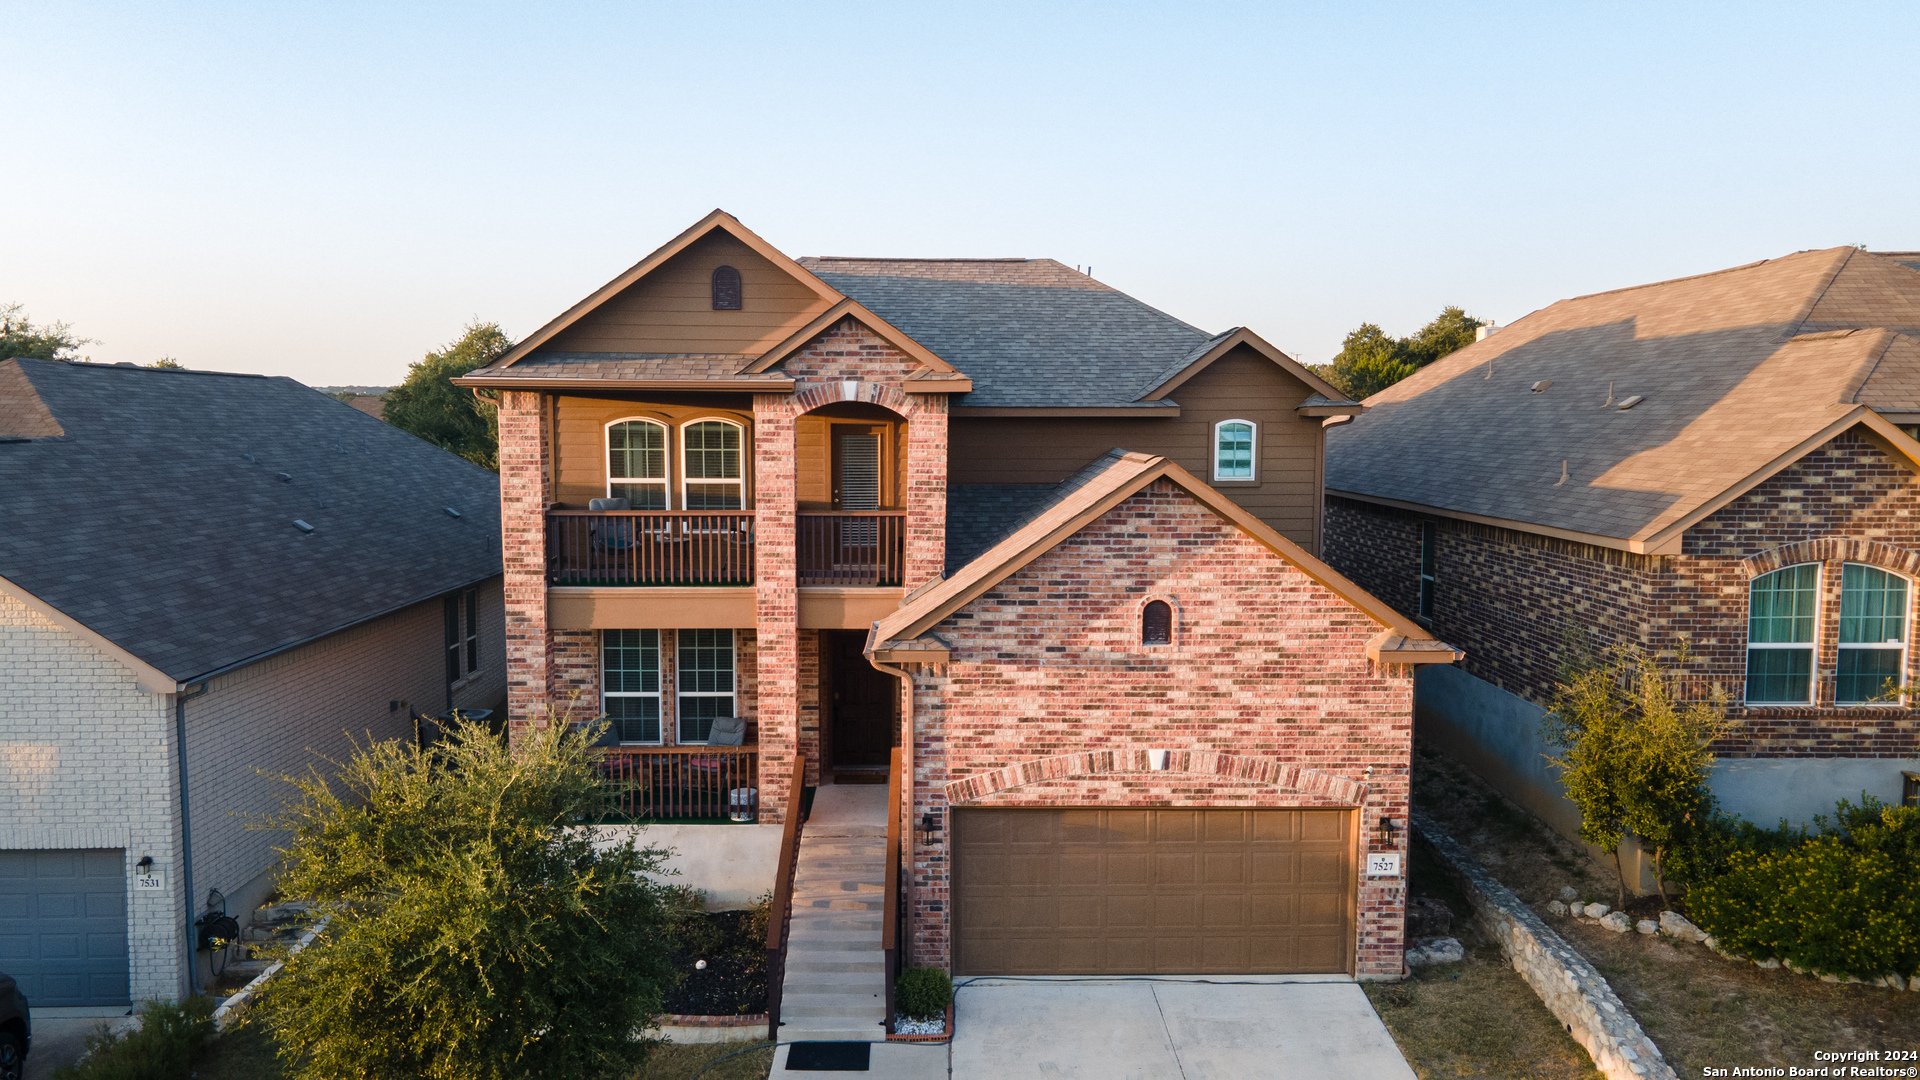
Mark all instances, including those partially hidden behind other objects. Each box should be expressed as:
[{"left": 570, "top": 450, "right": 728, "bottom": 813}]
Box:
[
  {"left": 865, "top": 628, "right": 920, "bottom": 970},
  {"left": 174, "top": 680, "right": 209, "bottom": 995}
]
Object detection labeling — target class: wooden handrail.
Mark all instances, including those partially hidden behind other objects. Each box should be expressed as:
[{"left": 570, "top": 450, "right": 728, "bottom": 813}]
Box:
[
  {"left": 882, "top": 746, "right": 902, "bottom": 1034},
  {"left": 766, "top": 753, "right": 808, "bottom": 951},
  {"left": 548, "top": 509, "right": 761, "bottom": 518},
  {"left": 599, "top": 743, "right": 757, "bottom": 756},
  {"left": 796, "top": 510, "right": 909, "bottom": 517}
]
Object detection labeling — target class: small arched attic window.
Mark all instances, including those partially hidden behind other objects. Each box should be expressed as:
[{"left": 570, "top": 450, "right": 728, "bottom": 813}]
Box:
[
  {"left": 711, "top": 266, "right": 742, "bottom": 310},
  {"left": 1142, "top": 600, "right": 1173, "bottom": 646}
]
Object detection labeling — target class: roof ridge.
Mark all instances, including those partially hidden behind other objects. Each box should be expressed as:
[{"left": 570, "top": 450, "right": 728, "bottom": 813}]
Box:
[
  {"left": 802, "top": 256, "right": 1039, "bottom": 264},
  {"left": 1563, "top": 247, "right": 1851, "bottom": 304}
]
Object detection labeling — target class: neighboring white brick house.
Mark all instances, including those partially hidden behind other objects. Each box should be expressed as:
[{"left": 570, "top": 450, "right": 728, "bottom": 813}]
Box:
[{"left": 0, "top": 358, "right": 505, "bottom": 1006}]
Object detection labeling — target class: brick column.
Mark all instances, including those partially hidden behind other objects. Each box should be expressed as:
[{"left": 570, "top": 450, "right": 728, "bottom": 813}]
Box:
[
  {"left": 904, "top": 394, "right": 949, "bottom": 590},
  {"left": 499, "top": 390, "right": 553, "bottom": 743},
  {"left": 754, "top": 394, "right": 799, "bottom": 823}
]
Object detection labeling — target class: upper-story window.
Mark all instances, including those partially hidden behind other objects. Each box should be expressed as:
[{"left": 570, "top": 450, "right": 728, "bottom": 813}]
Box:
[
  {"left": 712, "top": 266, "right": 743, "bottom": 310},
  {"left": 1745, "top": 563, "right": 1818, "bottom": 704},
  {"left": 682, "top": 419, "right": 744, "bottom": 510},
  {"left": 1142, "top": 600, "right": 1173, "bottom": 645},
  {"left": 607, "top": 419, "right": 669, "bottom": 509},
  {"left": 1837, "top": 563, "right": 1909, "bottom": 704},
  {"left": 1213, "top": 420, "right": 1256, "bottom": 481}
]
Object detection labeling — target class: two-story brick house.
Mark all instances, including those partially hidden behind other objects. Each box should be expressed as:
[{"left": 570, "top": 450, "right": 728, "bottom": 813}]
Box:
[
  {"left": 456, "top": 210, "right": 1460, "bottom": 1016},
  {"left": 1324, "top": 247, "right": 1920, "bottom": 846}
]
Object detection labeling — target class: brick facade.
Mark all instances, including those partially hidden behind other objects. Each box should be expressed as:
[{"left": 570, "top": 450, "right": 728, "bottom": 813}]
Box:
[
  {"left": 1326, "top": 428, "right": 1920, "bottom": 759},
  {"left": 906, "top": 480, "right": 1416, "bottom": 979}
]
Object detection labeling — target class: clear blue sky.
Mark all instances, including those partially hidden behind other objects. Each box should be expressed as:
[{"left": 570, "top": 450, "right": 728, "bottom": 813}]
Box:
[{"left": 7, "top": 1, "right": 1916, "bottom": 385}]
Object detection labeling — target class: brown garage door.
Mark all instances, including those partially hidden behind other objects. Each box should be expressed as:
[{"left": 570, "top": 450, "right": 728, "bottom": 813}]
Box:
[{"left": 952, "top": 808, "right": 1355, "bottom": 975}]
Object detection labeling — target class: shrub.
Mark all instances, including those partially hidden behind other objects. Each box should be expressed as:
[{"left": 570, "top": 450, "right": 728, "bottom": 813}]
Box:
[
  {"left": 53, "top": 996, "right": 216, "bottom": 1080},
  {"left": 894, "top": 967, "right": 952, "bottom": 1021}
]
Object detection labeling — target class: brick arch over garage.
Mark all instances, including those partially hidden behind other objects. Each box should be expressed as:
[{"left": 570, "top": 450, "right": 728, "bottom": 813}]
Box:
[
  {"left": 944, "top": 749, "right": 1371, "bottom": 807},
  {"left": 779, "top": 379, "right": 926, "bottom": 419},
  {"left": 1743, "top": 537, "right": 1920, "bottom": 579}
]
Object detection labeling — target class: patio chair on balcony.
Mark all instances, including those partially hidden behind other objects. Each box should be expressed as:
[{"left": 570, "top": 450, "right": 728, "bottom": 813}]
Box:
[{"left": 587, "top": 497, "right": 634, "bottom": 553}]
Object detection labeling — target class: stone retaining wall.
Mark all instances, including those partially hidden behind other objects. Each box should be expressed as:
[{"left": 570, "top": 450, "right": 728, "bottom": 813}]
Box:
[{"left": 1412, "top": 812, "right": 1675, "bottom": 1080}]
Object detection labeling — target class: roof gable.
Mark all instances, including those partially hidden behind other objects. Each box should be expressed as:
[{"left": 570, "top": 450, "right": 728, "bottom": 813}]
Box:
[
  {"left": 1137, "top": 326, "right": 1351, "bottom": 404},
  {"left": 498, "top": 210, "right": 843, "bottom": 367}
]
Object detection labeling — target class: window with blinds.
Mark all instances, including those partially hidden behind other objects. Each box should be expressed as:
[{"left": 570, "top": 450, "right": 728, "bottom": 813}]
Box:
[
  {"left": 607, "top": 420, "right": 669, "bottom": 509},
  {"left": 682, "top": 420, "right": 744, "bottom": 510},
  {"left": 677, "top": 629, "right": 736, "bottom": 743},
  {"left": 837, "top": 432, "right": 881, "bottom": 545},
  {"left": 602, "top": 629, "right": 661, "bottom": 743}
]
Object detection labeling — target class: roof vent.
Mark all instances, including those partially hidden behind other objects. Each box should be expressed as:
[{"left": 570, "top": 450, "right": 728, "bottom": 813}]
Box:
[
  {"left": 1531, "top": 380, "right": 1552, "bottom": 393},
  {"left": 1616, "top": 395, "right": 1644, "bottom": 410},
  {"left": 277, "top": 472, "right": 292, "bottom": 482},
  {"left": 293, "top": 519, "right": 314, "bottom": 534},
  {"left": 444, "top": 507, "right": 461, "bottom": 518}
]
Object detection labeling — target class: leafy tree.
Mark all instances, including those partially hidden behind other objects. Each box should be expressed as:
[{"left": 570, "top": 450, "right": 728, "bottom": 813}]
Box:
[
  {"left": 1313, "top": 307, "right": 1484, "bottom": 400},
  {"left": 1, "top": 302, "right": 92, "bottom": 361},
  {"left": 255, "top": 715, "right": 679, "bottom": 1080},
  {"left": 1543, "top": 645, "right": 1730, "bottom": 907},
  {"left": 148, "top": 357, "right": 183, "bottom": 369},
  {"left": 383, "top": 321, "right": 511, "bottom": 471}
]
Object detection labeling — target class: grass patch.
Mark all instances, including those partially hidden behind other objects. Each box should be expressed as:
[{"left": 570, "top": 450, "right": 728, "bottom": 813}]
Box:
[
  {"left": 192, "top": 1022, "right": 283, "bottom": 1080},
  {"left": 190, "top": 1024, "right": 772, "bottom": 1080}
]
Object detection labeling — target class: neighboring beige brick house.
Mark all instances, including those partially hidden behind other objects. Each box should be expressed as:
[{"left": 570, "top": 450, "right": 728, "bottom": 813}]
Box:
[
  {"left": 1324, "top": 248, "right": 1920, "bottom": 852},
  {"left": 0, "top": 358, "right": 504, "bottom": 1008},
  {"left": 456, "top": 209, "right": 1460, "bottom": 1009}
]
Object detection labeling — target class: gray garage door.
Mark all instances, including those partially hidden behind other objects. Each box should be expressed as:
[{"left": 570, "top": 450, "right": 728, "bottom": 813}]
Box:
[{"left": 0, "top": 849, "right": 132, "bottom": 1007}]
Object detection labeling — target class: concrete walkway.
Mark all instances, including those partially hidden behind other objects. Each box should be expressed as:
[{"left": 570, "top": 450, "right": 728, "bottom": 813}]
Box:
[
  {"left": 951, "top": 976, "right": 1416, "bottom": 1079},
  {"left": 777, "top": 782, "right": 891, "bottom": 1043}
]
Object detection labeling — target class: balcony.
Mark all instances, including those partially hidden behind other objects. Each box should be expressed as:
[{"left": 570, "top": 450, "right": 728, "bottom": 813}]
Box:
[
  {"left": 798, "top": 512, "right": 906, "bottom": 587},
  {"left": 548, "top": 511, "right": 756, "bottom": 587}
]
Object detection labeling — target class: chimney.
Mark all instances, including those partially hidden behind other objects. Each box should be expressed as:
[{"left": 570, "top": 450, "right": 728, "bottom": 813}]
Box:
[{"left": 1476, "top": 322, "right": 1499, "bottom": 342}]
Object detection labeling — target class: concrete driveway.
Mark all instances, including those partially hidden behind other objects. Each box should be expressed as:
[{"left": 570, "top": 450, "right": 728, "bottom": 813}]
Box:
[{"left": 950, "top": 975, "right": 1416, "bottom": 1080}]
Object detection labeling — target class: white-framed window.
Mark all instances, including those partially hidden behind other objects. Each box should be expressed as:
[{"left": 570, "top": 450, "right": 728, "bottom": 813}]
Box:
[
  {"left": 681, "top": 419, "right": 744, "bottom": 510},
  {"left": 1213, "top": 419, "right": 1256, "bottom": 481},
  {"left": 1418, "top": 521, "right": 1437, "bottom": 623},
  {"left": 607, "top": 419, "right": 669, "bottom": 510},
  {"left": 602, "top": 629, "right": 662, "bottom": 743},
  {"left": 1745, "top": 563, "right": 1819, "bottom": 704},
  {"left": 676, "top": 629, "right": 736, "bottom": 743},
  {"left": 1837, "top": 563, "right": 1909, "bottom": 704},
  {"left": 444, "top": 588, "right": 478, "bottom": 686}
]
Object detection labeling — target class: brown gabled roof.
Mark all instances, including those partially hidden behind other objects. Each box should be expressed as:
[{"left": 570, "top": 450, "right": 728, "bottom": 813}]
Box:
[
  {"left": 869, "top": 449, "right": 1459, "bottom": 663},
  {"left": 1328, "top": 248, "right": 1920, "bottom": 553},
  {"left": 1137, "top": 325, "right": 1355, "bottom": 407}
]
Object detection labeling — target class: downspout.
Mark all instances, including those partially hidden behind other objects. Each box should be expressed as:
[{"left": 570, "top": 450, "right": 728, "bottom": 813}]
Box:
[
  {"left": 867, "top": 642, "right": 916, "bottom": 968},
  {"left": 174, "top": 680, "right": 209, "bottom": 995}
]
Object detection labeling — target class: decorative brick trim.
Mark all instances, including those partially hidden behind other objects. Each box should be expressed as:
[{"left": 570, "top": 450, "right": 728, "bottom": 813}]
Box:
[
  {"left": 1742, "top": 536, "right": 1920, "bottom": 579},
  {"left": 782, "top": 378, "right": 924, "bottom": 419},
  {"left": 944, "top": 749, "right": 1369, "bottom": 807}
]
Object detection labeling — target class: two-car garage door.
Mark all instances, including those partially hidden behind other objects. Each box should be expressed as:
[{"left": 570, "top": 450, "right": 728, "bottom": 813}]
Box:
[
  {"left": 0, "top": 849, "right": 132, "bottom": 1007},
  {"left": 952, "top": 808, "right": 1355, "bottom": 976}
]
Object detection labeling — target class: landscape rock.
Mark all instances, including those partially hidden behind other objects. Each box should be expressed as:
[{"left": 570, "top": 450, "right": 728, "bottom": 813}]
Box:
[
  {"left": 1658, "top": 911, "right": 1707, "bottom": 943},
  {"left": 1559, "top": 886, "right": 1579, "bottom": 901},
  {"left": 1600, "top": 911, "right": 1633, "bottom": 933},
  {"left": 1755, "top": 958, "right": 1781, "bottom": 970},
  {"left": 1406, "top": 896, "right": 1454, "bottom": 939},
  {"left": 1636, "top": 919, "right": 1658, "bottom": 935},
  {"left": 1546, "top": 900, "right": 1568, "bottom": 916},
  {"left": 1406, "top": 937, "right": 1465, "bottom": 966},
  {"left": 1584, "top": 902, "right": 1611, "bottom": 919}
]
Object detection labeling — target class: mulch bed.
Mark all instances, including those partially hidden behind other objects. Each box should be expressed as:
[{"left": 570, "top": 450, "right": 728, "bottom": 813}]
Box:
[{"left": 662, "top": 909, "right": 769, "bottom": 1017}]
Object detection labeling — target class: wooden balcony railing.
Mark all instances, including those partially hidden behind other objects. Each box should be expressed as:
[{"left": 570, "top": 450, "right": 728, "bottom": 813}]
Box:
[
  {"left": 798, "top": 512, "right": 907, "bottom": 587},
  {"left": 548, "top": 511, "right": 755, "bottom": 587},
  {"left": 598, "top": 745, "right": 758, "bottom": 821}
]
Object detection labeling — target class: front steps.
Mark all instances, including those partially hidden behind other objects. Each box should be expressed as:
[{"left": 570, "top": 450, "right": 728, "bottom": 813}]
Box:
[{"left": 778, "top": 784, "right": 890, "bottom": 1042}]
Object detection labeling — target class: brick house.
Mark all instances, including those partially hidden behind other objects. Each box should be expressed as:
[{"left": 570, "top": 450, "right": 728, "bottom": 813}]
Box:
[
  {"left": 456, "top": 209, "right": 1459, "bottom": 1001},
  {"left": 0, "top": 359, "right": 505, "bottom": 1007},
  {"left": 1323, "top": 247, "right": 1920, "bottom": 846}
]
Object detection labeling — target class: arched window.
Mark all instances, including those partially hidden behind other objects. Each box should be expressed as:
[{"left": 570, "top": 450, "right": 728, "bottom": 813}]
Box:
[
  {"left": 1213, "top": 420, "right": 1256, "bottom": 481},
  {"left": 711, "top": 265, "right": 742, "bottom": 310},
  {"left": 607, "top": 419, "right": 668, "bottom": 509},
  {"left": 1142, "top": 600, "right": 1173, "bottom": 646},
  {"left": 682, "top": 419, "right": 744, "bottom": 509},
  {"left": 1837, "top": 563, "right": 1909, "bottom": 703},
  {"left": 1745, "top": 563, "right": 1818, "bottom": 704}
]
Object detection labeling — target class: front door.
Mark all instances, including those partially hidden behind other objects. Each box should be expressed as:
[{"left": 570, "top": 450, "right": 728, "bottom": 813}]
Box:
[{"left": 824, "top": 630, "right": 898, "bottom": 771}]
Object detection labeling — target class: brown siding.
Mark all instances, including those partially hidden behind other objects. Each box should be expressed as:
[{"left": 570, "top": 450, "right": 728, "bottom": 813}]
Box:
[
  {"left": 542, "top": 231, "right": 832, "bottom": 356},
  {"left": 948, "top": 348, "right": 1325, "bottom": 551},
  {"left": 551, "top": 394, "right": 755, "bottom": 508}
]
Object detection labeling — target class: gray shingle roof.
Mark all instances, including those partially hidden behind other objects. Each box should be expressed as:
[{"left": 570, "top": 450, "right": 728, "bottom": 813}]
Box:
[
  {"left": 1327, "top": 248, "right": 1920, "bottom": 546},
  {"left": 944, "top": 484, "right": 1062, "bottom": 576},
  {"left": 799, "top": 258, "right": 1217, "bottom": 407},
  {"left": 0, "top": 359, "right": 502, "bottom": 683}
]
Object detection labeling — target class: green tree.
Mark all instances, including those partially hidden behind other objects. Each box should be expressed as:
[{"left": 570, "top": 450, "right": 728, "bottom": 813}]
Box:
[
  {"left": 255, "top": 715, "right": 679, "bottom": 1080},
  {"left": 1, "top": 302, "right": 92, "bottom": 361},
  {"left": 1544, "top": 646, "right": 1730, "bottom": 908},
  {"left": 382, "top": 321, "right": 511, "bottom": 471},
  {"left": 148, "top": 357, "right": 183, "bottom": 369},
  {"left": 1314, "top": 307, "right": 1484, "bottom": 400}
]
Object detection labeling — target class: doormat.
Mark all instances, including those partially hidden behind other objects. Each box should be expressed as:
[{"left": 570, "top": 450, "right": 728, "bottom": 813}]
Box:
[{"left": 784, "top": 1041, "right": 871, "bottom": 1071}]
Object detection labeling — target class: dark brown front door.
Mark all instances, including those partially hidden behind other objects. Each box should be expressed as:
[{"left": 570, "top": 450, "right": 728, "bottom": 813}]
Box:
[
  {"left": 952, "top": 808, "right": 1357, "bottom": 975},
  {"left": 824, "top": 630, "right": 897, "bottom": 770}
]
